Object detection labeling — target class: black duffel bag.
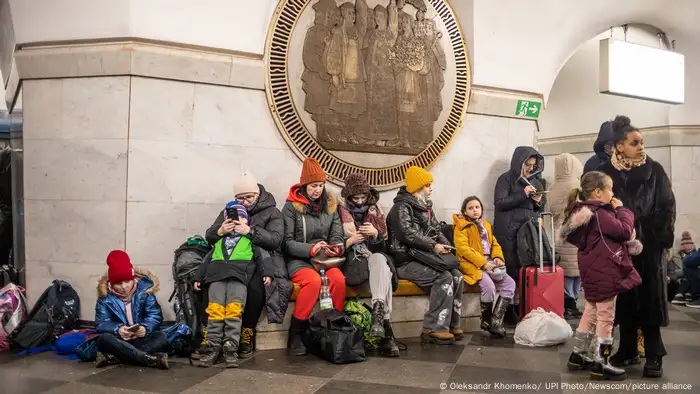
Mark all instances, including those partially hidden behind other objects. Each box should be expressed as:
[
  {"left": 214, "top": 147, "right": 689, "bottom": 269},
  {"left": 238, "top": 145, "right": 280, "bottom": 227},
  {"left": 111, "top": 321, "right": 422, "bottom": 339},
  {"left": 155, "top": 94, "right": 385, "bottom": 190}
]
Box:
[{"left": 302, "top": 309, "right": 366, "bottom": 365}]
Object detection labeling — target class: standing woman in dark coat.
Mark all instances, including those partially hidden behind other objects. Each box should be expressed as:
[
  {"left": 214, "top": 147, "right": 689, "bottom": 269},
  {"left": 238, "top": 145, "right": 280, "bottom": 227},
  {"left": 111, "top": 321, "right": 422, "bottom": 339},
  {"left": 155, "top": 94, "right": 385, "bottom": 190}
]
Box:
[
  {"left": 492, "top": 146, "right": 545, "bottom": 322},
  {"left": 598, "top": 116, "right": 676, "bottom": 378}
]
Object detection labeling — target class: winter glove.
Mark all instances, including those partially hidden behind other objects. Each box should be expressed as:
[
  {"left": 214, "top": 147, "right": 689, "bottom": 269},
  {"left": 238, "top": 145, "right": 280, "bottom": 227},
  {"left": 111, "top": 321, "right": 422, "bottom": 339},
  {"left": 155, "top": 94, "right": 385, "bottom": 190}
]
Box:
[
  {"left": 325, "top": 244, "right": 343, "bottom": 257},
  {"left": 310, "top": 242, "right": 326, "bottom": 257}
]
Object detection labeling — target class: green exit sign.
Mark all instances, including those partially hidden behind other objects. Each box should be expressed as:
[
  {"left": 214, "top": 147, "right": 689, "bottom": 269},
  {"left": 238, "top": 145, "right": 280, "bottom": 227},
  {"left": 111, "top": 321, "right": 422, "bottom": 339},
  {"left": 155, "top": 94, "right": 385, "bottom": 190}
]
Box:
[{"left": 516, "top": 100, "right": 541, "bottom": 118}]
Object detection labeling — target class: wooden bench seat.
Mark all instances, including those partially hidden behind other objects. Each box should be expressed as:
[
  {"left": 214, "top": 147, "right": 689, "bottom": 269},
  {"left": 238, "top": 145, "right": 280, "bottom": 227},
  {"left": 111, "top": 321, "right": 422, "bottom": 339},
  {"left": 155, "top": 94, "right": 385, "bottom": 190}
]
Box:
[{"left": 289, "top": 279, "right": 480, "bottom": 301}]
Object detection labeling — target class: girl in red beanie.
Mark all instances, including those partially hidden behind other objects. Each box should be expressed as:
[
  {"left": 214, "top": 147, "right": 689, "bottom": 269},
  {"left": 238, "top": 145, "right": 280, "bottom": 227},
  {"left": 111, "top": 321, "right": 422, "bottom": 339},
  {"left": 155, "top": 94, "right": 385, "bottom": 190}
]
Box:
[
  {"left": 282, "top": 158, "right": 346, "bottom": 356},
  {"left": 94, "top": 250, "right": 169, "bottom": 369}
]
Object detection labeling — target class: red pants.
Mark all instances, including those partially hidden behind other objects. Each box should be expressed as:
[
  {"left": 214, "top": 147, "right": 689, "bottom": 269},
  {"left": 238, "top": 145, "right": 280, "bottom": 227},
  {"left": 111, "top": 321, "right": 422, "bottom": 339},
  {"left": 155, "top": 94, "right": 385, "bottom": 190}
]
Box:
[{"left": 291, "top": 267, "right": 346, "bottom": 320}]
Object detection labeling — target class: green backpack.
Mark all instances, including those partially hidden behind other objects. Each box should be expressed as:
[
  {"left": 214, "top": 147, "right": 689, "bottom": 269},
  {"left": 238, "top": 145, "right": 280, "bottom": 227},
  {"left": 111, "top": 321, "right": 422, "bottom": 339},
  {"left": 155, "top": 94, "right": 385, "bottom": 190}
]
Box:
[{"left": 343, "top": 299, "right": 380, "bottom": 350}]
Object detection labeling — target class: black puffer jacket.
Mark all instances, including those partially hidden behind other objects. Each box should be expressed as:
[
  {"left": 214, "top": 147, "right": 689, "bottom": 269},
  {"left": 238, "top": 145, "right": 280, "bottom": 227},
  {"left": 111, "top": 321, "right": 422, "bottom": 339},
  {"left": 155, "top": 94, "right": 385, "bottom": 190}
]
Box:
[
  {"left": 493, "top": 147, "right": 544, "bottom": 262},
  {"left": 598, "top": 157, "right": 675, "bottom": 327},
  {"left": 204, "top": 184, "right": 293, "bottom": 324},
  {"left": 583, "top": 121, "right": 614, "bottom": 174},
  {"left": 386, "top": 187, "right": 449, "bottom": 267}
]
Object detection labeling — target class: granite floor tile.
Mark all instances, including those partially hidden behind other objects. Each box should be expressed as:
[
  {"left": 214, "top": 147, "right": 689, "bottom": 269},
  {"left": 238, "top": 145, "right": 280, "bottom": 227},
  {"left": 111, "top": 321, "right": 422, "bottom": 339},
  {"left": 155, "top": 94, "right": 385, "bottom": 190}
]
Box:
[
  {"left": 468, "top": 331, "right": 559, "bottom": 352},
  {"left": 664, "top": 319, "right": 699, "bottom": 331},
  {"left": 79, "top": 362, "right": 222, "bottom": 394},
  {"left": 316, "top": 379, "right": 440, "bottom": 394},
  {"left": 44, "top": 382, "right": 160, "bottom": 394},
  {"left": 668, "top": 309, "right": 697, "bottom": 322},
  {"left": 238, "top": 348, "right": 347, "bottom": 378},
  {"left": 660, "top": 328, "right": 700, "bottom": 346},
  {"left": 181, "top": 369, "right": 328, "bottom": 394},
  {"left": 448, "top": 365, "right": 563, "bottom": 394},
  {"left": 0, "top": 353, "right": 106, "bottom": 381},
  {"left": 458, "top": 345, "right": 563, "bottom": 373},
  {"left": 0, "top": 376, "right": 68, "bottom": 394},
  {"left": 391, "top": 336, "right": 469, "bottom": 364},
  {"left": 332, "top": 357, "right": 454, "bottom": 389}
]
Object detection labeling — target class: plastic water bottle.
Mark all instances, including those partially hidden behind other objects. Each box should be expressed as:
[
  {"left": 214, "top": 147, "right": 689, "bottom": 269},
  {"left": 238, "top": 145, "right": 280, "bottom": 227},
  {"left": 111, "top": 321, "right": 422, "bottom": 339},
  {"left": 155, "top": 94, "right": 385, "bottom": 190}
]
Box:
[{"left": 319, "top": 269, "right": 333, "bottom": 310}]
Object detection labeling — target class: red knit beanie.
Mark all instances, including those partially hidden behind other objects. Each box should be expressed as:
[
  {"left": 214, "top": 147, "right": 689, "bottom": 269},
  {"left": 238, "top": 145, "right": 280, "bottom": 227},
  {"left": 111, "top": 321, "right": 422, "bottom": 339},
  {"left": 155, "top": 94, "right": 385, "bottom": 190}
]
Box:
[{"left": 106, "top": 250, "right": 135, "bottom": 284}]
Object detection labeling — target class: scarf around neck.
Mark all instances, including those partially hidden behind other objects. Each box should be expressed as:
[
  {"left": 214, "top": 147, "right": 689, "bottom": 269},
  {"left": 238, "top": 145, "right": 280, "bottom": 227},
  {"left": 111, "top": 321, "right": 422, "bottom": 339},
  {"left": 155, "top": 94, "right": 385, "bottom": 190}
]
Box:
[
  {"left": 301, "top": 189, "right": 327, "bottom": 217},
  {"left": 110, "top": 281, "right": 137, "bottom": 325},
  {"left": 471, "top": 218, "right": 492, "bottom": 257},
  {"left": 611, "top": 151, "right": 647, "bottom": 172}
]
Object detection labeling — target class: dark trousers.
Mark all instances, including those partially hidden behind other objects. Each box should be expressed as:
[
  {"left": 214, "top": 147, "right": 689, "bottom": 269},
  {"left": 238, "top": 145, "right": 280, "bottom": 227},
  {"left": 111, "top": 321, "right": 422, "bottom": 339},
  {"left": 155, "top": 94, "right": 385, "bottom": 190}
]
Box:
[
  {"left": 617, "top": 324, "right": 667, "bottom": 359},
  {"left": 96, "top": 331, "right": 169, "bottom": 366},
  {"left": 242, "top": 263, "right": 265, "bottom": 330},
  {"left": 685, "top": 268, "right": 700, "bottom": 297},
  {"left": 504, "top": 248, "right": 521, "bottom": 305}
]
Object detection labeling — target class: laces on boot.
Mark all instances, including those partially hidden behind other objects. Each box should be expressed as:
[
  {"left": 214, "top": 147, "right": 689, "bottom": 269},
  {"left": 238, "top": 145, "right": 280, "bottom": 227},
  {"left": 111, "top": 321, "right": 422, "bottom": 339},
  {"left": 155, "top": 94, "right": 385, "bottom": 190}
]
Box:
[{"left": 240, "top": 328, "right": 254, "bottom": 345}]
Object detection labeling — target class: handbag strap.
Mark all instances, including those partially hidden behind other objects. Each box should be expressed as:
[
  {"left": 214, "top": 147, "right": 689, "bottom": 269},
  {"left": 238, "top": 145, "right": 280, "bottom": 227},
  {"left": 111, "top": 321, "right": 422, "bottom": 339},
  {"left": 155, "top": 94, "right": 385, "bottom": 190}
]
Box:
[
  {"left": 594, "top": 211, "right": 622, "bottom": 258},
  {"left": 302, "top": 214, "right": 307, "bottom": 244}
]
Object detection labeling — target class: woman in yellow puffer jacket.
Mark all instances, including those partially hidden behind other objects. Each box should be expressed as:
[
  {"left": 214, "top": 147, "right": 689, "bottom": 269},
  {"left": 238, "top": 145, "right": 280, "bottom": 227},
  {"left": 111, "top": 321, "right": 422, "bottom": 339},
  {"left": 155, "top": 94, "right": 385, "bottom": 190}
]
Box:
[{"left": 453, "top": 196, "right": 515, "bottom": 338}]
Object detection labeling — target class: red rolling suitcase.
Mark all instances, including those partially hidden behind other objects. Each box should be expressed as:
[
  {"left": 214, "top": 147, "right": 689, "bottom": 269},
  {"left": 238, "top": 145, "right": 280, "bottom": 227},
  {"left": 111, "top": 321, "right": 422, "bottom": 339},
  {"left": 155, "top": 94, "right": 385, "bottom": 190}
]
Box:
[{"left": 519, "top": 213, "right": 565, "bottom": 318}]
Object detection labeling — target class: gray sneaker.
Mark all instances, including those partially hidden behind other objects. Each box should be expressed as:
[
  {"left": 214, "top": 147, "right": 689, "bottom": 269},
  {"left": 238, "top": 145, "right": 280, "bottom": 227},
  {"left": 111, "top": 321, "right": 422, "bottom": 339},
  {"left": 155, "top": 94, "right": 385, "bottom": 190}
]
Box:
[
  {"left": 686, "top": 299, "right": 700, "bottom": 309},
  {"left": 672, "top": 293, "right": 686, "bottom": 304}
]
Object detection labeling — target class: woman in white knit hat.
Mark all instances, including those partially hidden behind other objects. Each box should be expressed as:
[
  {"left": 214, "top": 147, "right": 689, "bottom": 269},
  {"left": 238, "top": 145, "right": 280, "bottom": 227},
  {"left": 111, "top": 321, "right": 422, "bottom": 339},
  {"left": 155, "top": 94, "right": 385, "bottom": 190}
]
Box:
[{"left": 202, "top": 173, "right": 293, "bottom": 359}]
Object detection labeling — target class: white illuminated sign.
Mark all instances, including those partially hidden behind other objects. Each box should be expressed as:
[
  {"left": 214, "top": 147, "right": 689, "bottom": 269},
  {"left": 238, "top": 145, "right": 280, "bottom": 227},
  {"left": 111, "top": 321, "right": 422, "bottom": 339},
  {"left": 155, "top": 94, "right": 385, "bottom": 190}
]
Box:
[{"left": 599, "top": 38, "right": 685, "bottom": 104}]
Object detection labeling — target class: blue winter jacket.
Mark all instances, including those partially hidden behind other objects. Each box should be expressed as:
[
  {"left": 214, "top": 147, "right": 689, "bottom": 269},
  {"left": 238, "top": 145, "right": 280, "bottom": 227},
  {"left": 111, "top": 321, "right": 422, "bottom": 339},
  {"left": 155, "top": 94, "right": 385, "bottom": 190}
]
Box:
[
  {"left": 684, "top": 249, "right": 700, "bottom": 270},
  {"left": 95, "top": 268, "right": 163, "bottom": 336}
]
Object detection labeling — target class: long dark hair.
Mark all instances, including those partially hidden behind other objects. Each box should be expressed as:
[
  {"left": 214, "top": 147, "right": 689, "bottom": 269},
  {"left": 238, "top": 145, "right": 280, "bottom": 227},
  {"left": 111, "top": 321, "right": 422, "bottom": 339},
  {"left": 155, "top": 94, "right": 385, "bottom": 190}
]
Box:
[
  {"left": 563, "top": 171, "right": 612, "bottom": 221},
  {"left": 461, "top": 195, "right": 484, "bottom": 220},
  {"left": 611, "top": 115, "right": 640, "bottom": 146}
]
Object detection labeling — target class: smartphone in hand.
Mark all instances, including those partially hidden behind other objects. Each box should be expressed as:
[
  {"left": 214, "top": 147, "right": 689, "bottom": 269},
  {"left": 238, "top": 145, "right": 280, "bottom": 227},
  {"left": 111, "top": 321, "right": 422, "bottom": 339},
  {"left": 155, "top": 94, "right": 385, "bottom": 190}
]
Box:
[{"left": 126, "top": 324, "right": 140, "bottom": 332}]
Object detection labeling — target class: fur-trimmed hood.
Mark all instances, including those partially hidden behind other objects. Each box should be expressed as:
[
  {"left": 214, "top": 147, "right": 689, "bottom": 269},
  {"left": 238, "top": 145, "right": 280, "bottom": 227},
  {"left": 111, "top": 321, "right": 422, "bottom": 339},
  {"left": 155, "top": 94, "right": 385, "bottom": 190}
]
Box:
[
  {"left": 97, "top": 267, "right": 160, "bottom": 298},
  {"left": 557, "top": 203, "right": 642, "bottom": 256},
  {"left": 290, "top": 190, "right": 338, "bottom": 215}
]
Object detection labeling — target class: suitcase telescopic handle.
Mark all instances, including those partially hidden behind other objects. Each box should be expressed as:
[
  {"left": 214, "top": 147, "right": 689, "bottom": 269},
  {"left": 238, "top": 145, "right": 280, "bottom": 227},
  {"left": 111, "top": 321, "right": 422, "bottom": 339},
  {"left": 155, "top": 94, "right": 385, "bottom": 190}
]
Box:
[{"left": 538, "top": 212, "right": 555, "bottom": 273}]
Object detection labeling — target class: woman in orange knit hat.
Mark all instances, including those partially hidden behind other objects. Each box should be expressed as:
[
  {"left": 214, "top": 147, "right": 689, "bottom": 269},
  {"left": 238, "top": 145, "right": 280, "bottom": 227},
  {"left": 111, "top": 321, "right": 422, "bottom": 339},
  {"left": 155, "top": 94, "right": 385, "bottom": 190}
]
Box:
[{"left": 282, "top": 158, "right": 346, "bottom": 356}]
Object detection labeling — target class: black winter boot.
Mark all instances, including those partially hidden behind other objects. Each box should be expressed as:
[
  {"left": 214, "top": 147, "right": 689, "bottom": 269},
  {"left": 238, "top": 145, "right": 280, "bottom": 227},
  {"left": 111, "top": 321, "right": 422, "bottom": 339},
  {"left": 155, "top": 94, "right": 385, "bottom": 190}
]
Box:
[
  {"left": 480, "top": 302, "right": 493, "bottom": 332},
  {"left": 144, "top": 354, "right": 169, "bottom": 370},
  {"left": 370, "top": 301, "right": 386, "bottom": 338},
  {"left": 567, "top": 331, "right": 595, "bottom": 371},
  {"left": 564, "top": 298, "right": 575, "bottom": 319},
  {"left": 192, "top": 343, "right": 220, "bottom": 368},
  {"left": 380, "top": 320, "right": 400, "bottom": 357},
  {"left": 238, "top": 327, "right": 255, "bottom": 359},
  {"left": 643, "top": 356, "right": 663, "bottom": 378},
  {"left": 288, "top": 317, "right": 309, "bottom": 356},
  {"left": 95, "top": 352, "right": 120, "bottom": 368},
  {"left": 489, "top": 297, "right": 510, "bottom": 338},
  {"left": 504, "top": 304, "right": 520, "bottom": 327},
  {"left": 223, "top": 340, "right": 238, "bottom": 368},
  {"left": 590, "top": 338, "right": 626, "bottom": 381}
]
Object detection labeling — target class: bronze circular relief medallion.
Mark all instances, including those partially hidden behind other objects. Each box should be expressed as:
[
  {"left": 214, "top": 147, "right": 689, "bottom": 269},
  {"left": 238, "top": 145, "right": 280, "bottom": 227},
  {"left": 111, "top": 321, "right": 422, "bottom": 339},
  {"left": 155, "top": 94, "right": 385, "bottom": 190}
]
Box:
[{"left": 265, "top": 0, "right": 470, "bottom": 190}]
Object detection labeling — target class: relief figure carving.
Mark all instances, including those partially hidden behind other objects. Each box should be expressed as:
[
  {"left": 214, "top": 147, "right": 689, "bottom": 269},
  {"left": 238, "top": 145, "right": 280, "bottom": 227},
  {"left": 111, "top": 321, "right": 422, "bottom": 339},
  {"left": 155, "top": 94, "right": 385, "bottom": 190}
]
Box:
[{"left": 302, "top": 0, "right": 443, "bottom": 155}]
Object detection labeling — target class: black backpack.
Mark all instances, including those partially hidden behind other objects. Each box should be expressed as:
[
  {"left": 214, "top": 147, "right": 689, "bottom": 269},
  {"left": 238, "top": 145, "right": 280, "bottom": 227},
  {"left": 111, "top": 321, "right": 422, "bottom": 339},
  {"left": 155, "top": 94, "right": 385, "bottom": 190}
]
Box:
[
  {"left": 169, "top": 236, "right": 211, "bottom": 354},
  {"left": 10, "top": 280, "right": 80, "bottom": 349},
  {"left": 516, "top": 217, "right": 554, "bottom": 267}
]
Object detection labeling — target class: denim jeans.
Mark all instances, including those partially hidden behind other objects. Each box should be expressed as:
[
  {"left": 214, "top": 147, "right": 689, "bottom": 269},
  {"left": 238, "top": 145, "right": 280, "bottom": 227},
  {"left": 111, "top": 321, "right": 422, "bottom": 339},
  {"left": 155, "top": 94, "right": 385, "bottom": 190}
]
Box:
[
  {"left": 564, "top": 276, "right": 581, "bottom": 300},
  {"left": 96, "top": 331, "right": 169, "bottom": 366}
]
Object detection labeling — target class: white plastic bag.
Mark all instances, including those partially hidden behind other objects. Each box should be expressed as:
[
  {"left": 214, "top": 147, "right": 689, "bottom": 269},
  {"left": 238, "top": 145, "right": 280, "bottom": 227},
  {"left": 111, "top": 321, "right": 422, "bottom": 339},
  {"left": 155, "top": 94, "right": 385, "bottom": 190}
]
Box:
[{"left": 514, "top": 307, "right": 572, "bottom": 347}]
